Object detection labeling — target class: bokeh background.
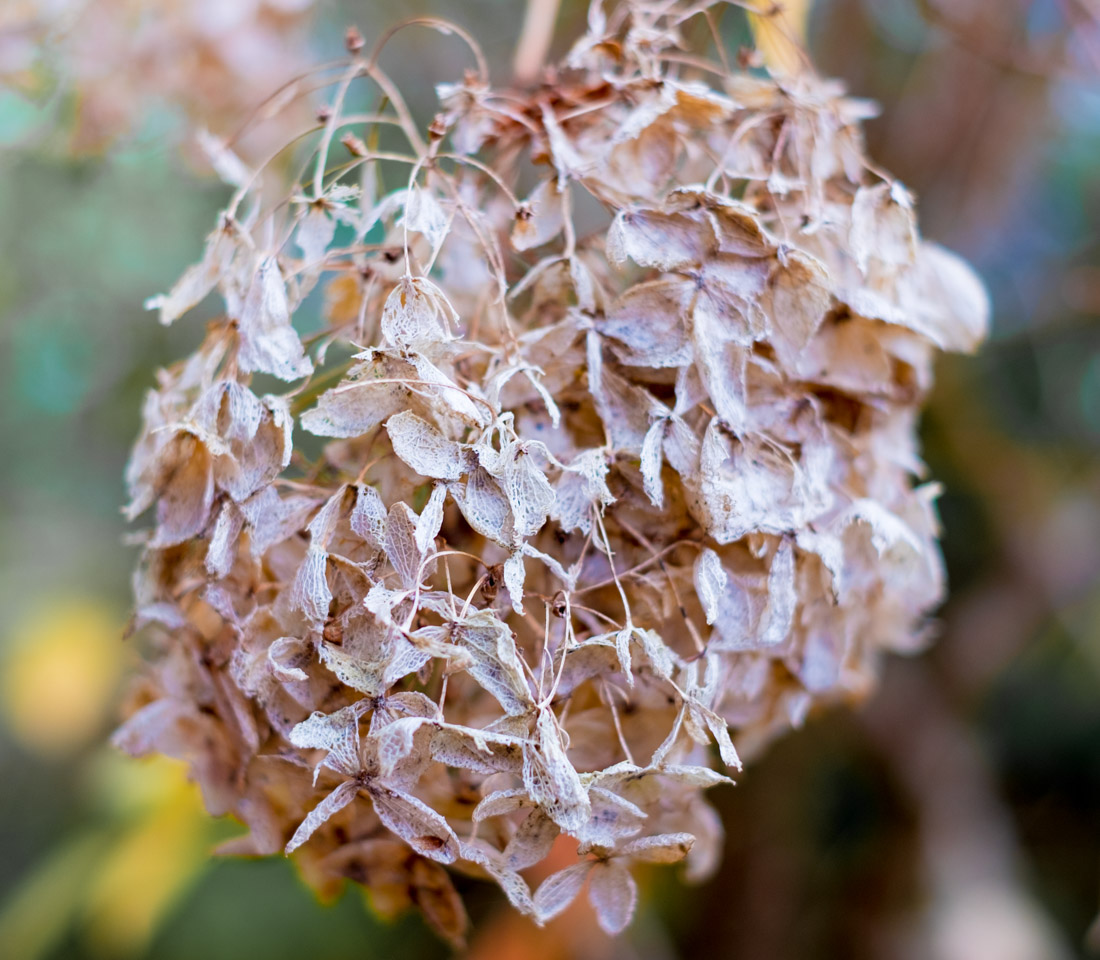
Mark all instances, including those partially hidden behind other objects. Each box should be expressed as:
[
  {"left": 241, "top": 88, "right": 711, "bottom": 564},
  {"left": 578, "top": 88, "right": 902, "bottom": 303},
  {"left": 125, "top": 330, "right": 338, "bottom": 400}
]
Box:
[{"left": 0, "top": 1, "right": 1098, "bottom": 958}]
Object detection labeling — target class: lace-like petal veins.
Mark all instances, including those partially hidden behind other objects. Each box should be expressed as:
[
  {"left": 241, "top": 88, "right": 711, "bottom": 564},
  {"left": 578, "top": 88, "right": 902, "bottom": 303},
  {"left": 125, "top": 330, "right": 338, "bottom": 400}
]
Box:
[
  {"left": 694, "top": 547, "right": 727, "bottom": 626},
  {"left": 366, "top": 783, "right": 459, "bottom": 863},
  {"left": 150, "top": 432, "right": 215, "bottom": 548},
  {"left": 523, "top": 710, "right": 591, "bottom": 832},
  {"left": 764, "top": 250, "right": 832, "bottom": 364},
  {"left": 601, "top": 280, "right": 694, "bottom": 368},
  {"left": 695, "top": 422, "right": 801, "bottom": 544},
  {"left": 118, "top": 1, "right": 990, "bottom": 937},
  {"left": 289, "top": 703, "right": 366, "bottom": 779},
  {"left": 268, "top": 637, "right": 310, "bottom": 683},
  {"left": 290, "top": 546, "right": 331, "bottom": 625},
  {"left": 606, "top": 208, "right": 715, "bottom": 271},
  {"left": 237, "top": 257, "right": 313, "bottom": 381},
  {"left": 430, "top": 724, "right": 526, "bottom": 775},
  {"left": 406, "top": 353, "right": 484, "bottom": 426},
  {"left": 319, "top": 642, "right": 385, "bottom": 696},
  {"left": 374, "top": 715, "right": 432, "bottom": 775},
  {"left": 301, "top": 362, "right": 407, "bottom": 438},
  {"left": 501, "top": 452, "right": 555, "bottom": 539},
  {"left": 553, "top": 450, "right": 611, "bottom": 535},
  {"left": 701, "top": 705, "right": 742, "bottom": 771},
  {"left": 452, "top": 466, "right": 514, "bottom": 545},
  {"left": 381, "top": 276, "right": 452, "bottom": 348},
  {"left": 614, "top": 627, "right": 634, "bottom": 686},
  {"left": 386, "top": 410, "right": 470, "bottom": 480},
  {"left": 459, "top": 840, "right": 535, "bottom": 916},
  {"left": 619, "top": 832, "right": 696, "bottom": 864},
  {"left": 588, "top": 860, "right": 638, "bottom": 935},
  {"left": 385, "top": 502, "right": 424, "bottom": 589},
  {"left": 416, "top": 483, "right": 448, "bottom": 555},
  {"left": 454, "top": 611, "right": 535, "bottom": 716},
  {"left": 472, "top": 788, "right": 530, "bottom": 822},
  {"left": 656, "top": 764, "right": 734, "bottom": 789},
  {"left": 503, "top": 550, "right": 526, "bottom": 615},
  {"left": 206, "top": 501, "right": 244, "bottom": 578},
  {"left": 575, "top": 789, "right": 646, "bottom": 848},
  {"left": 350, "top": 484, "right": 388, "bottom": 550},
  {"left": 640, "top": 418, "right": 666, "bottom": 508},
  {"left": 533, "top": 862, "right": 592, "bottom": 923},
  {"left": 505, "top": 809, "right": 560, "bottom": 870},
  {"left": 285, "top": 779, "right": 360, "bottom": 854},
  {"left": 665, "top": 189, "right": 772, "bottom": 258}
]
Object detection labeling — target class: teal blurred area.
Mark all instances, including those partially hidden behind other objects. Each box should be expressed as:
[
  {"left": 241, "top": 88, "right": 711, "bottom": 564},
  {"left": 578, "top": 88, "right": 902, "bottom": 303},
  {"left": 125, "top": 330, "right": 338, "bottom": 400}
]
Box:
[{"left": 0, "top": 1, "right": 1098, "bottom": 958}]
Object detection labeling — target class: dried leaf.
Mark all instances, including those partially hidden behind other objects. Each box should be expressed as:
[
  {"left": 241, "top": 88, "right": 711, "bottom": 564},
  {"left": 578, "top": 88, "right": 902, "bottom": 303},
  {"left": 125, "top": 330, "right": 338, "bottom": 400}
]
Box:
[
  {"left": 454, "top": 610, "right": 534, "bottom": 716},
  {"left": 367, "top": 782, "right": 459, "bottom": 863},
  {"left": 237, "top": 257, "right": 313, "bottom": 381},
  {"left": 693, "top": 547, "right": 727, "bottom": 626},
  {"left": 606, "top": 208, "right": 715, "bottom": 270},
  {"left": 386, "top": 411, "right": 471, "bottom": 481},
  {"left": 385, "top": 502, "right": 424, "bottom": 590},
  {"left": 405, "top": 185, "right": 450, "bottom": 264},
  {"left": 381, "top": 276, "right": 455, "bottom": 348},
  {"left": 285, "top": 779, "right": 360, "bottom": 854},
  {"left": 619, "top": 832, "right": 695, "bottom": 864},
  {"left": 523, "top": 709, "right": 591, "bottom": 832},
  {"left": 350, "top": 484, "right": 388, "bottom": 550},
  {"left": 600, "top": 279, "right": 694, "bottom": 368},
  {"left": 533, "top": 862, "right": 591, "bottom": 923}
]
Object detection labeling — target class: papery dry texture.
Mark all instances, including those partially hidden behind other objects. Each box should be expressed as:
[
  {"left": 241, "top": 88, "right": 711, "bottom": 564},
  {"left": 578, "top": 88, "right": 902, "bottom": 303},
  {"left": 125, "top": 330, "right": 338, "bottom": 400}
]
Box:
[{"left": 116, "top": 0, "right": 989, "bottom": 945}]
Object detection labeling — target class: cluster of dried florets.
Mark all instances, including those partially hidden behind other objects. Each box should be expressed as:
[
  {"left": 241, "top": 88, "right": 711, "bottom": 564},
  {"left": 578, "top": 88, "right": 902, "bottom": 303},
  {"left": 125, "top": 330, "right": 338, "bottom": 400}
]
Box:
[
  {"left": 1, "top": 0, "right": 314, "bottom": 153},
  {"left": 116, "top": 1, "right": 988, "bottom": 945}
]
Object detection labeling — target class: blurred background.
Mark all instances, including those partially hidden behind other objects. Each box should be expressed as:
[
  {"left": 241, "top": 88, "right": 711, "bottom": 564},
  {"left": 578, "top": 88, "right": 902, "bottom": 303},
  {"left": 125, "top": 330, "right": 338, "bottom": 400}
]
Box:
[{"left": 0, "top": 1, "right": 1098, "bottom": 957}]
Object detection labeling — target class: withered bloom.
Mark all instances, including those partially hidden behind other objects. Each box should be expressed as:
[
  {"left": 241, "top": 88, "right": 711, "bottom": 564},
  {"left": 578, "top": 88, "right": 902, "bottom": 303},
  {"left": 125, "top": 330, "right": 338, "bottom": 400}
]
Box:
[
  {"left": 1, "top": 0, "right": 316, "bottom": 154},
  {"left": 117, "top": 1, "right": 988, "bottom": 944}
]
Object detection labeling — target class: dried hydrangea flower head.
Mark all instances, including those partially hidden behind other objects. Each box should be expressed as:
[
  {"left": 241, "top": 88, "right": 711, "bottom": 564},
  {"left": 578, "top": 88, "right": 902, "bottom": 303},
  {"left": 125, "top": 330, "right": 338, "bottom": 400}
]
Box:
[
  {"left": 117, "top": 0, "right": 989, "bottom": 944},
  {"left": 1, "top": 0, "right": 315, "bottom": 155}
]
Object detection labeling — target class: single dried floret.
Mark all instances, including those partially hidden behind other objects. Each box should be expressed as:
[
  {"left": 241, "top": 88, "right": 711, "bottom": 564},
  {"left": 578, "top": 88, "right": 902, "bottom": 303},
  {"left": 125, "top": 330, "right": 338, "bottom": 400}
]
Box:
[{"left": 117, "top": 0, "right": 988, "bottom": 945}]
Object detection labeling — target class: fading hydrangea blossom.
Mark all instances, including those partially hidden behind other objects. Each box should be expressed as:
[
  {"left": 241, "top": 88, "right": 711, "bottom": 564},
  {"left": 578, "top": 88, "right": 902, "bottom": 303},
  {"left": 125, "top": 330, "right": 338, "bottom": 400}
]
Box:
[
  {"left": 115, "top": 1, "right": 988, "bottom": 945},
  {"left": 1, "top": 0, "right": 316, "bottom": 155}
]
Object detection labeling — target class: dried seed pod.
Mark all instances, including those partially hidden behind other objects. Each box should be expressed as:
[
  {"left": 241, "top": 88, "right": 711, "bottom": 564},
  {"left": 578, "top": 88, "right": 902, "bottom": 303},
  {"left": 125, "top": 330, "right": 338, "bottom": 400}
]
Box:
[{"left": 117, "top": 1, "right": 988, "bottom": 944}]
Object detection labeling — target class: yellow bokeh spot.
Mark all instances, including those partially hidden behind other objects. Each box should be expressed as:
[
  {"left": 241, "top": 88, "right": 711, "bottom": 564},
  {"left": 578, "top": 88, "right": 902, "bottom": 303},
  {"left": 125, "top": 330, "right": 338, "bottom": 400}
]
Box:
[
  {"left": 0, "top": 757, "right": 214, "bottom": 960},
  {"left": 81, "top": 760, "right": 211, "bottom": 958},
  {"left": 746, "top": 0, "right": 812, "bottom": 76},
  {"left": 0, "top": 596, "right": 127, "bottom": 756}
]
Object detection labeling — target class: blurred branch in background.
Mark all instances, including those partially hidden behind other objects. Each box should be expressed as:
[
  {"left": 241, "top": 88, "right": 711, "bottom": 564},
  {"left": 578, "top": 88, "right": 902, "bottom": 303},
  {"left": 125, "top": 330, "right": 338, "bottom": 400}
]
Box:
[
  {"left": 745, "top": 0, "right": 812, "bottom": 75},
  {"left": 862, "top": 660, "right": 1074, "bottom": 960},
  {"left": 514, "top": 0, "right": 562, "bottom": 82}
]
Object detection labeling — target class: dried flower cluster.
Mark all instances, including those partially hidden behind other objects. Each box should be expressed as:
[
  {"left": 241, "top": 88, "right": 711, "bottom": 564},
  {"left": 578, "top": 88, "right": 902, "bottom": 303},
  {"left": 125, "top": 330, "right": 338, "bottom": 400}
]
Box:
[
  {"left": 116, "top": 1, "right": 988, "bottom": 945},
  {"left": 1, "top": 0, "right": 315, "bottom": 153}
]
